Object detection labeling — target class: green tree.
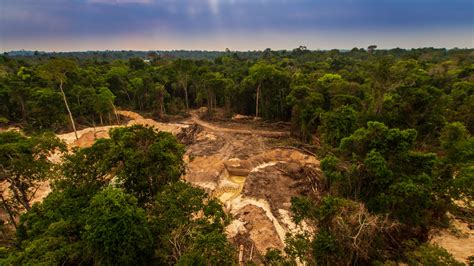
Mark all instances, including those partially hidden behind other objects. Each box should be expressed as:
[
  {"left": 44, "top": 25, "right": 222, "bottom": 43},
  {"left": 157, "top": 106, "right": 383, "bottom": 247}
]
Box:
[
  {"left": 319, "top": 105, "right": 357, "bottom": 147},
  {"left": 94, "top": 87, "right": 117, "bottom": 125},
  {"left": 28, "top": 87, "right": 68, "bottom": 131},
  {"left": 83, "top": 188, "right": 153, "bottom": 266},
  {"left": 154, "top": 83, "right": 168, "bottom": 117},
  {"left": 0, "top": 131, "right": 65, "bottom": 225},
  {"left": 174, "top": 59, "right": 194, "bottom": 112},
  {"left": 286, "top": 85, "right": 324, "bottom": 141},
  {"left": 106, "top": 126, "right": 185, "bottom": 205},
  {"left": 244, "top": 61, "right": 290, "bottom": 119},
  {"left": 4, "top": 186, "right": 95, "bottom": 265},
  {"left": 150, "top": 181, "right": 235, "bottom": 265},
  {"left": 438, "top": 122, "right": 474, "bottom": 206},
  {"left": 331, "top": 122, "right": 441, "bottom": 227},
  {"left": 404, "top": 242, "right": 464, "bottom": 266},
  {"left": 38, "top": 59, "right": 79, "bottom": 139}
]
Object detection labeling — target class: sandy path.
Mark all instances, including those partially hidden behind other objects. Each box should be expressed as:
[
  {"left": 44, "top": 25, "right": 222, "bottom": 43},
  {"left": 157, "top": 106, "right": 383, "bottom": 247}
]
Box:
[{"left": 188, "top": 110, "right": 290, "bottom": 137}]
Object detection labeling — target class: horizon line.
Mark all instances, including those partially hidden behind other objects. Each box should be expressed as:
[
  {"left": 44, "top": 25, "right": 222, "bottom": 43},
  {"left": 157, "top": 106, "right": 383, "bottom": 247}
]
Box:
[{"left": 4, "top": 46, "right": 474, "bottom": 54}]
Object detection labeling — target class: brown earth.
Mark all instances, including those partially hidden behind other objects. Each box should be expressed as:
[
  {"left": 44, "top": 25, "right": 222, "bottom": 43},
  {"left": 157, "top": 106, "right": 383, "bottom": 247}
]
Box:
[
  {"left": 183, "top": 108, "right": 319, "bottom": 262},
  {"left": 430, "top": 215, "right": 474, "bottom": 264}
]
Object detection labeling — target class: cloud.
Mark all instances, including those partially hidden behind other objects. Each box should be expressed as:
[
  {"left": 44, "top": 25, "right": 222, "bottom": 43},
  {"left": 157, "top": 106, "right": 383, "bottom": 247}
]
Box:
[
  {"left": 1, "top": 0, "right": 472, "bottom": 51},
  {"left": 208, "top": 0, "right": 220, "bottom": 15}
]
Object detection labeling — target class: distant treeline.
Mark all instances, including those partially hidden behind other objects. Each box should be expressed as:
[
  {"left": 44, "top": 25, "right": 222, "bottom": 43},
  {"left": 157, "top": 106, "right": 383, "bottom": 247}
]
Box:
[
  {"left": 6, "top": 49, "right": 265, "bottom": 60},
  {"left": 5, "top": 47, "right": 471, "bottom": 61}
]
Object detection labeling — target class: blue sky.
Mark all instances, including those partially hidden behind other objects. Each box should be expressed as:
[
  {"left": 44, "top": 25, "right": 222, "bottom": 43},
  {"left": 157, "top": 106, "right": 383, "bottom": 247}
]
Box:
[{"left": 0, "top": 0, "right": 472, "bottom": 51}]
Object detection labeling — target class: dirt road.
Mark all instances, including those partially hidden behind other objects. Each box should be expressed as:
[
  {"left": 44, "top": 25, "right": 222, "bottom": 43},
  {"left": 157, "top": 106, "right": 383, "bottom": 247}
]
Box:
[{"left": 188, "top": 109, "right": 290, "bottom": 138}]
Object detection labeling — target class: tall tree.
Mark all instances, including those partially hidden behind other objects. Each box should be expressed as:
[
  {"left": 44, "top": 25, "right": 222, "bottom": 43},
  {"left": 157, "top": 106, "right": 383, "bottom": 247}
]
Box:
[
  {"left": 38, "top": 59, "right": 79, "bottom": 139},
  {"left": 174, "top": 59, "right": 194, "bottom": 112},
  {"left": 244, "top": 61, "right": 289, "bottom": 119},
  {"left": 94, "top": 87, "right": 117, "bottom": 125}
]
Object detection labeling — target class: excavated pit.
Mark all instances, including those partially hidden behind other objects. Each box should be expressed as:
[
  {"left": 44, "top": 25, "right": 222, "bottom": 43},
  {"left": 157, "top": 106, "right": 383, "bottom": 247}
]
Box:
[{"left": 182, "top": 114, "right": 321, "bottom": 260}]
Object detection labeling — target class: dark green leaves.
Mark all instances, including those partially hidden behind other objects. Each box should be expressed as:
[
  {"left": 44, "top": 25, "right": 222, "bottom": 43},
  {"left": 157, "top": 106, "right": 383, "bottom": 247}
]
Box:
[{"left": 84, "top": 188, "right": 153, "bottom": 266}]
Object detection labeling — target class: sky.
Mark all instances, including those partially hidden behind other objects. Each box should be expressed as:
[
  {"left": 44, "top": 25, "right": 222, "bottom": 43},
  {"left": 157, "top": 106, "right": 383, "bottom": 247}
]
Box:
[{"left": 0, "top": 0, "right": 473, "bottom": 51}]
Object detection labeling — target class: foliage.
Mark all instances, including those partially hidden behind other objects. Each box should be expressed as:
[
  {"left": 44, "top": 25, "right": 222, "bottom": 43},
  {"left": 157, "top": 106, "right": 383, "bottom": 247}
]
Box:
[
  {"left": 287, "top": 195, "right": 400, "bottom": 265},
  {"left": 58, "top": 125, "right": 186, "bottom": 205},
  {"left": 2, "top": 127, "right": 235, "bottom": 265},
  {"left": 83, "top": 188, "right": 153, "bottom": 266},
  {"left": 319, "top": 105, "right": 357, "bottom": 146},
  {"left": 106, "top": 125, "right": 185, "bottom": 205},
  {"left": 5, "top": 187, "right": 94, "bottom": 265},
  {"left": 151, "top": 181, "right": 235, "bottom": 265},
  {"left": 0, "top": 131, "right": 65, "bottom": 228},
  {"left": 403, "top": 242, "right": 464, "bottom": 266},
  {"left": 329, "top": 122, "right": 442, "bottom": 227}
]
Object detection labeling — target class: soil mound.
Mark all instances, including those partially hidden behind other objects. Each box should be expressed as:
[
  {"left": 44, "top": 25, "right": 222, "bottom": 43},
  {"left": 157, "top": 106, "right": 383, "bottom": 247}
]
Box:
[{"left": 177, "top": 123, "right": 203, "bottom": 144}]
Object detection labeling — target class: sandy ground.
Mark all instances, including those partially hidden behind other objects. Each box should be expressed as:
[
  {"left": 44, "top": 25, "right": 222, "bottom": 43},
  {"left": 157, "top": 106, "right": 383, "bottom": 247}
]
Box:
[
  {"left": 430, "top": 216, "right": 474, "bottom": 264},
  {"left": 57, "top": 110, "right": 188, "bottom": 149}
]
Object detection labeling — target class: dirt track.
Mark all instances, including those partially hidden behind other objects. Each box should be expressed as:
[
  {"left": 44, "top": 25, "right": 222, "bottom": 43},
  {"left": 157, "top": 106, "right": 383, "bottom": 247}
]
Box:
[{"left": 188, "top": 109, "right": 290, "bottom": 138}]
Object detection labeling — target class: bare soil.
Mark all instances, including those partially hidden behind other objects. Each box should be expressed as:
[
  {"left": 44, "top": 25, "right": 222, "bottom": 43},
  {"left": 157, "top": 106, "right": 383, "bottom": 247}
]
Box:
[
  {"left": 183, "top": 108, "right": 320, "bottom": 261},
  {"left": 430, "top": 215, "right": 474, "bottom": 264}
]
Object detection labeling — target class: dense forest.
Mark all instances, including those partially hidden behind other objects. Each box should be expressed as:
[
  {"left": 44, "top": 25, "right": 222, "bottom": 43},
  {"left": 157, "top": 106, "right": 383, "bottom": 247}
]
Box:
[
  {"left": 0, "top": 47, "right": 473, "bottom": 265},
  {"left": 5, "top": 49, "right": 264, "bottom": 61}
]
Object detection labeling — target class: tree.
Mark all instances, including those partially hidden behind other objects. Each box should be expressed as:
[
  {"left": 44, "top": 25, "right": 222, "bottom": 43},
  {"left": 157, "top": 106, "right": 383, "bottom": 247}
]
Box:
[
  {"left": 3, "top": 188, "right": 93, "bottom": 265},
  {"left": 93, "top": 87, "right": 117, "bottom": 125},
  {"left": 154, "top": 83, "right": 168, "bottom": 117},
  {"left": 438, "top": 122, "right": 474, "bottom": 206},
  {"left": 368, "top": 45, "right": 377, "bottom": 54},
  {"left": 244, "top": 62, "right": 290, "bottom": 119},
  {"left": 449, "top": 81, "right": 474, "bottom": 132},
  {"left": 174, "top": 59, "right": 194, "bottom": 112},
  {"left": 316, "top": 73, "right": 348, "bottom": 111},
  {"left": 128, "top": 57, "right": 146, "bottom": 71},
  {"left": 59, "top": 125, "right": 186, "bottom": 205},
  {"left": 287, "top": 195, "right": 397, "bottom": 265},
  {"left": 129, "top": 77, "right": 145, "bottom": 110},
  {"left": 83, "top": 188, "right": 153, "bottom": 266},
  {"left": 3, "top": 125, "right": 236, "bottom": 265},
  {"left": 0, "top": 131, "right": 65, "bottom": 225},
  {"left": 404, "top": 242, "right": 464, "bottom": 266},
  {"left": 367, "top": 56, "right": 395, "bottom": 115},
  {"left": 286, "top": 85, "right": 324, "bottom": 141},
  {"left": 38, "top": 59, "right": 79, "bottom": 139},
  {"left": 319, "top": 105, "right": 357, "bottom": 147},
  {"left": 326, "top": 122, "right": 442, "bottom": 228},
  {"left": 28, "top": 87, "right": 69, "bottom": 131},
  {"left": 198, "top": 71, "right": 235, "bottom": 114},
  {"left": 107, "top": 66, "right": 131, "bottom": 106},
  {"left": 105, "top": 126, "right": 185, "bottom": 205},
  {"left": 150, "top": 181, "right": 235, "bottom": 265}
]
